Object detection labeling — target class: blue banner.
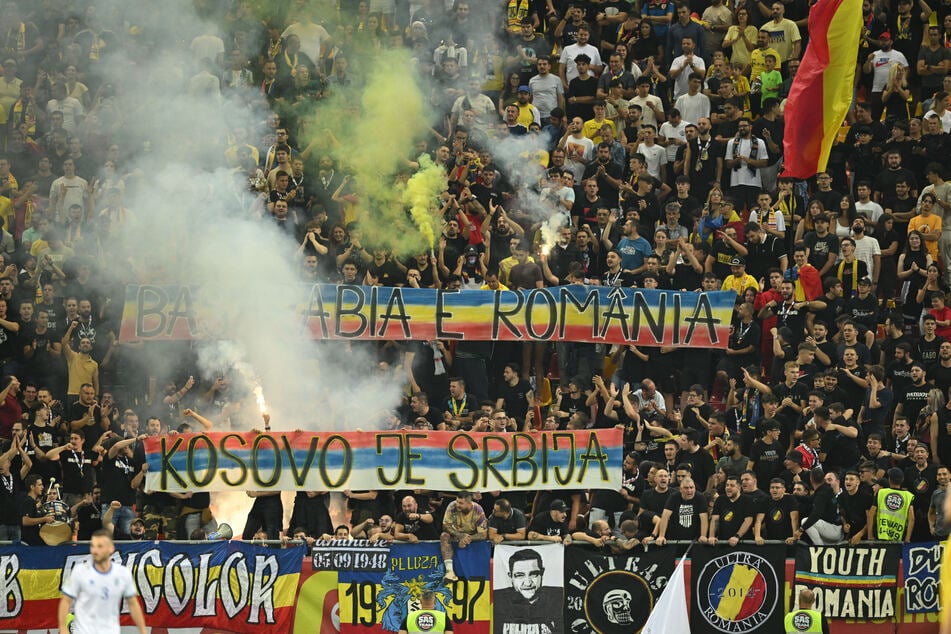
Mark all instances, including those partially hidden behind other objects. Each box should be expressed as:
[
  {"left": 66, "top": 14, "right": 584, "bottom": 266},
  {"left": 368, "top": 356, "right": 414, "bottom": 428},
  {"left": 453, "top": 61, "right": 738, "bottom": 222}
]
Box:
[{"left": 902, "top": 542, "right": 943, "bottom": 614}]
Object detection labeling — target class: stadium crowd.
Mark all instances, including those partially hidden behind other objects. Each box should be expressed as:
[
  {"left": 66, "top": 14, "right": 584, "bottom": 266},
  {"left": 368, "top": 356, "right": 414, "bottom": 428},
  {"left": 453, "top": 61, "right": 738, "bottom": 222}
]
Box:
[{"left": 0, "top": 0, "right": 950, "bottom": 557}]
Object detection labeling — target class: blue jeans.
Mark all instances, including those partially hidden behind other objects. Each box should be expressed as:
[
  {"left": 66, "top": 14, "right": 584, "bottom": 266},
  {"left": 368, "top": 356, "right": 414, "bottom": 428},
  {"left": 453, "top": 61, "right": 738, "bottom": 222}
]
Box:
[
  {"left": 103, "top": 504, "right": 135, "bottom": 537},
  {"left": 0, "top": 524, "right": 20, "bottom": 541}
]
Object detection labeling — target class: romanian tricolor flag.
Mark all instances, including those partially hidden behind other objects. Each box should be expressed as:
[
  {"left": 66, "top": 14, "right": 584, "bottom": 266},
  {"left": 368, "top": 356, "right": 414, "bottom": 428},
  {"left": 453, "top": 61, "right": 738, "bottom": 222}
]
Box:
[{"left": 781, "top": 0, "right": 862, "bottom": 178}]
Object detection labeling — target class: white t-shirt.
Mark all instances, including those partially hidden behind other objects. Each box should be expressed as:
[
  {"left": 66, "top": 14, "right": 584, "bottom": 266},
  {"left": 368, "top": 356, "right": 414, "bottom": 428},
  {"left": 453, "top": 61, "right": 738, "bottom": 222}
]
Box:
[
  {"left": 669, "top": 54, "right": 706, "bottom": 99},
  {"left": 923, "top": 109, "right": 951, "bottom": 134},
  {"left": 630, "top": 94, "right": 664, "bottom": 127},
  {"left": 851, "top": 234, "right": 882, "bottom": 273},
  {"left": 62, "top": 561, "right": 138, "bottom": 634},
  {"left": 529, "top": 73, "right": 564, "bottom": 119},
  {"left": 639, "top": 143, "right": 668, "bottom": 179},
  {"left": 870, "top": 49, "right": 908, "bottom": 92},
  {"left": 281, "top": 21, "right": 330, "bottom": 62},
  {"left": 564, "top": 135, "right": 594, "bottom": 180},
  {"left": 659, "top": 120, "right": 688, "bottom": 162},
  {"left": 855, "top": 200, "right": 884, "bottom": 228},
  {"left": 559, "top": 43, "right": 602, "bottom": 84},
  {"left": 50, "top": 175, "right": 88, "bottom": 213},
  {"left": 726, "top": 137, "right": 767, "bottom": 188},
  {"left": 190, "top": 34, "right": 225, "bottom": 62},
  {"left": 674, "top": 92, "right": 711, "bottom": 126},
  {"left": 46, "top": 97, "right": 84, "bottom": 134}
]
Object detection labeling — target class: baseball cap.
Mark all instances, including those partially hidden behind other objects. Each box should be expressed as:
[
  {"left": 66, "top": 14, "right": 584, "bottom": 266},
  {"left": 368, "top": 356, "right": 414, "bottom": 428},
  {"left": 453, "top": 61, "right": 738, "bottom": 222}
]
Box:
[
  {"left": 858, "top": 276, "right": 873, "bottom": 286},
  {"left": 550, "top": 499, "right": 568, "bottom": 512},
  {"left": 729, "top": 256, "right": 745, "bottom": 266},
  {"left": 518, "top": 84, "right": 531, "bottom": 93}
]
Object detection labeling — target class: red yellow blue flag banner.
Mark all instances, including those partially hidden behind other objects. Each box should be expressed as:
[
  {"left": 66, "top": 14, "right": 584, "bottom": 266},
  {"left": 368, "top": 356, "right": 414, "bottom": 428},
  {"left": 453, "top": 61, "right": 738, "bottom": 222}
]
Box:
[
  {"left": 781, "top": 0, "right": 862, "bottom": 178},
  {"left": 0, "top": 541, "right": 303, "bottom": 633},
  {"left": 690, "top": 544, "right": 785, "bottom": 633}
]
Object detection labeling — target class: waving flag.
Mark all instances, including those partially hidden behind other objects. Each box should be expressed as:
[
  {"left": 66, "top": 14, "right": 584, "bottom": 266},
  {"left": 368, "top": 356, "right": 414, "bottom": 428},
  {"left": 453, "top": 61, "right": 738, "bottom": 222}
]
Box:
[{"left": 781, "top": 0, "right": 862, "bottom": 178}]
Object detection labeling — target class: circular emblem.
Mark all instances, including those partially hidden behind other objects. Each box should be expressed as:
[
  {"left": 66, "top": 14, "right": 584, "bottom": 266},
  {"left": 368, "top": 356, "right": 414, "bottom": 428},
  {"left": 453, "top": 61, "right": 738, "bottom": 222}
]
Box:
[
  {"left": 415, "top": 612, "right": 436, "bottom": 631},
  {"left": 792, "top": 612, "right": 813, "bottom": 631},
  {"left": 696, "top": 552, "right": 779, "bottom": 632},
  {"left": 884, "top": 492, "right": 905, "bottom": 511},
  {"left": 770, "top": 509, "right": 784, "bottom": 522},
  {"left": 582, "top": 570, "right": 654, "bottom": 634}
]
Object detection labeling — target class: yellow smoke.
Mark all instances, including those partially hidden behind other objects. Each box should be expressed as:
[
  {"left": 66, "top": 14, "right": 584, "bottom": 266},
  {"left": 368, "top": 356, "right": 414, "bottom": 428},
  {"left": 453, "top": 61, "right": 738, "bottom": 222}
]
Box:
[
  {"left": 401, "top": 154, "right": 447, "bottom": 250},
  {"left": 298, "top": 48, "right": 442, "bottom": 256}
]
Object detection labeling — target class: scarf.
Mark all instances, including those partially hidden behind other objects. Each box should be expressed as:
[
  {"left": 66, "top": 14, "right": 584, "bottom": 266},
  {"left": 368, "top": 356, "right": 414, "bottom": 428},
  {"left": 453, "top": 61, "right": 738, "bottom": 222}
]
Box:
[
  {"left": 837, "top": 258, "right": 859, "bottom": 295},
  {"left": 694, "top": 136, "right": 712, "bottom": 172},
  {"left": 731, "top": 134, "right": 759, "bottom": 174},
  {"left": 284, "top": 50, "right": 298, "bottom": 76}
]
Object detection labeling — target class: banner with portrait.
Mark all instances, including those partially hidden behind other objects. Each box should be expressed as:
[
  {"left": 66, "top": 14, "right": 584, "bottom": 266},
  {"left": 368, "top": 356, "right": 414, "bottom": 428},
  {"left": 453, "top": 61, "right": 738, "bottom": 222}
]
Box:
[
  {"left": 690, "top": 544, "right": 785, "bottom": 634},
  {"left": 493, "top": 543, "right": 564, "bottom": 634},
  {"left": 794, "top": 544, "right": 900, "bottom": 619},
  {"left": 902, "top": 542, "right": 943, "bottom": 615},
  {"left": 120, "top": 283, "right": 736, "bottom": 348},
  {"left": 337, "top": 540, "right": 491, "bottom": 634},
  {"left": 563, "top": 545, "right": 678, "bottom": 634}
]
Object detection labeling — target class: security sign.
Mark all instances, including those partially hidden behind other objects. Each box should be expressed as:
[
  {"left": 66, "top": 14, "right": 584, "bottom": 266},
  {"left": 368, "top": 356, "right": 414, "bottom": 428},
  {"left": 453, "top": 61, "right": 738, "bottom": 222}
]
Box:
[
  {"left": 414, "top": 612, "right": 436, "bottom": 631},
  {"left": 792, "top": 612, "right": 814, "bottom": 631}
]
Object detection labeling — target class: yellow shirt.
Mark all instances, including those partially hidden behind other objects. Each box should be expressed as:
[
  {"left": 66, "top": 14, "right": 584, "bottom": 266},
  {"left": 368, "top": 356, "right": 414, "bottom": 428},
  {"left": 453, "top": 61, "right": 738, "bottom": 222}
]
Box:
[
  {"left": 909, "top": 213, "right": 942, "bottom": 260},
  {"left": 583, "top": 117, "right": 616, "bottom": 145},
  {"left": 749, "top": 47, "right": 780, "bottom": 85},
  {"left": 64, "top": 345, "right": 99, "bottom": 396},
  {"left": 722, "top": 273, "right": 759, "bottom": 294}
]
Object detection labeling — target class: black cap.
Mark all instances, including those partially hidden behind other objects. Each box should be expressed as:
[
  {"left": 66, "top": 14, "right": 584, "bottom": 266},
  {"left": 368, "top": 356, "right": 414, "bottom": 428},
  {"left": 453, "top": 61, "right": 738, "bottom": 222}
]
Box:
[
  {"left": 858, "top": 276, "right": 873, "bottom": 286},
  {"left": 550, "top": 499, "right": 568, "bottom": 512},
  {"left": 729, "top": 256, "right": 745, "bottom": 266}
]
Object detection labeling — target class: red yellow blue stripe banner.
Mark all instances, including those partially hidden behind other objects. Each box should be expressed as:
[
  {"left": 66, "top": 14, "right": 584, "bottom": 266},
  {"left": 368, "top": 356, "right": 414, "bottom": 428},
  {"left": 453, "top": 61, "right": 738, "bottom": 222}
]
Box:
[
  {"left": 119, "top": 284, "right": 736, "bottom": 348},
  {"left": 0, "top": 541, "right": 302, "bottom": 633},
  {"left": 144, "top": 429, "right": 624, "bottom": 493}
]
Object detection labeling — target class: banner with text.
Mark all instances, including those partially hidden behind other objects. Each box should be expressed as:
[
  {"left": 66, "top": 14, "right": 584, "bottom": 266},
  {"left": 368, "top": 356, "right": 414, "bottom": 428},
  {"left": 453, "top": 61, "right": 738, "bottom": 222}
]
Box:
[
  {"left": 0, "top": 541, "right": 302, "bottom": 633},
  {"left": 902, "top": 541, "right": 943, "bottom": 614},
  {"left": 690, "top": 544, "right": 785, "bottom": 634},
  {"left": 144, "top": 429, "right": 623, "bottom": 493},
  {"left": 493, "top": 543, "right": 564, "bottom": 634},
  {"left": 564, "top": 545, "right": 678, "bottom": 634},
  {"left": 338, "top": 540, "right": 491, "bottom": 634},
  {"left": 794, "top": 544, "right": 900, "bottom": 619},
  {"left": 120, "top": 284, "right": 736, "bottom": 348}
]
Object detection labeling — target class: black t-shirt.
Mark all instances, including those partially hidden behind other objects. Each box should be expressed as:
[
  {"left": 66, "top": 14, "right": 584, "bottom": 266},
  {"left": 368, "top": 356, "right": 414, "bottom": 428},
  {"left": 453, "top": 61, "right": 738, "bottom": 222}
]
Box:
[
  {"left": 566, "top": 76, "right": 599, "bottom": 121},
  {"left": 918, "top": 336, "right": 945, "bottom": 367},
  {"left": 76, "top": 502, "right": 102, "bottom": 540},
  {"left": 571, "top": 195, "right": 606, "bottom": 227},
  {"left": 680, "top": 447, "right": 715, "bottom": 491},
  {"left": 804, "top": 232, "right": 839, "bottom": 271},
  {"left": 760, "top": 494, "right": 798, "bottom": 540},
  {"left": 839, "top": 490, "right": 874, "bottom": 537},
  {"left": 0, "top": 472, "right": 22, "bottom": 525},
  {"left": 749, "top": 439, "right": 784, "bottom": 489},
  {"left": 528, "top": 511, "right": 569, "bottom": 538},
  {"left": 899, "top": 381, "right": 934, "bottom": 425},
  {"left": 499, "top": 379, "right": 533, "bottom": 422},
  {"left": 59, "top": 447, "right": 96, "bottom": 494},
  {"left": 663, "top": 493, "right": 706, "bottom": 540},
  {"left": 819, "top": 419, "right": 861, "bottom": 470},
  {"left": 712, "top": 494, "right": 754, "bottom": 539},
  {"left": 487, "top": 507, "right": 527, "bottom": 538},
  {"left": 640, "top": 487, "right": 672, "bottom": 515},
  {"left": 101, "top": 453, "right": 137, "bottom": 506},
  {"left": 18, "top": 494, "right": 44, "bottom": 546},
  {"left": 394, "top": 510, "right": 440, "bottom": 540},
  {"left": 68, "top": 400, "right": 103, "bottom": 448}
]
